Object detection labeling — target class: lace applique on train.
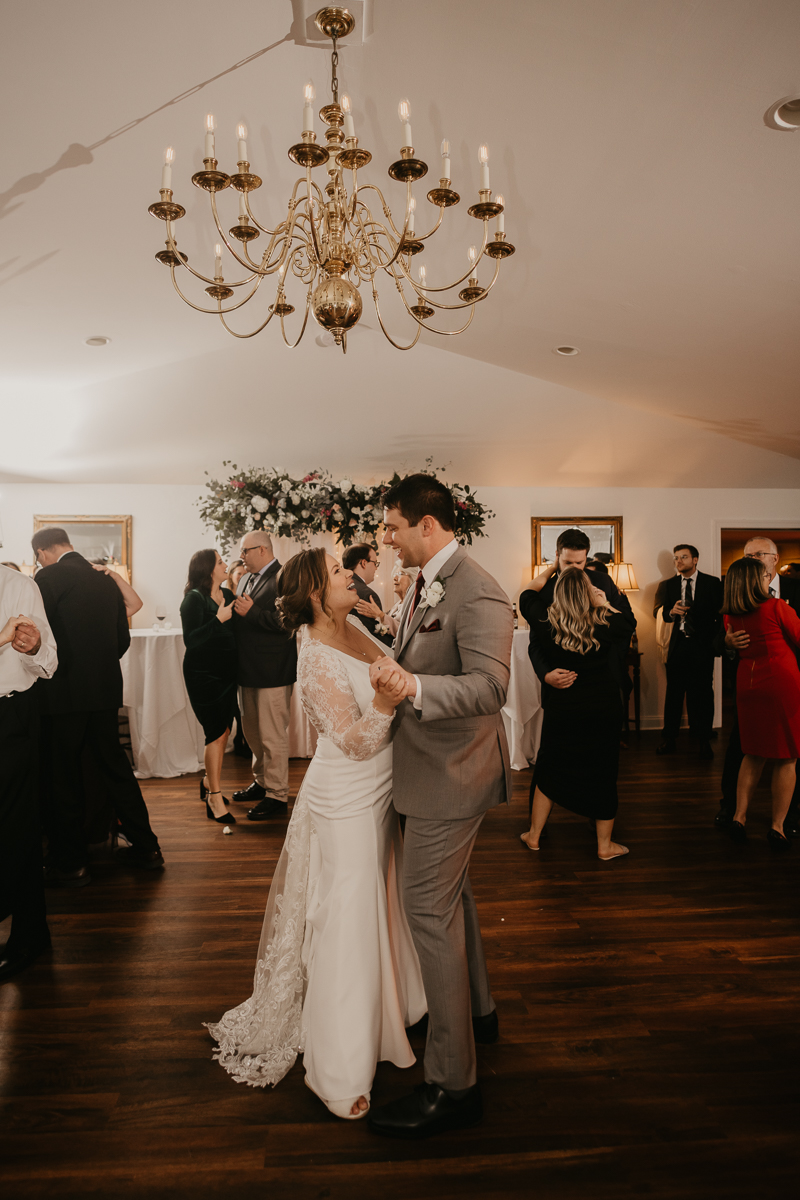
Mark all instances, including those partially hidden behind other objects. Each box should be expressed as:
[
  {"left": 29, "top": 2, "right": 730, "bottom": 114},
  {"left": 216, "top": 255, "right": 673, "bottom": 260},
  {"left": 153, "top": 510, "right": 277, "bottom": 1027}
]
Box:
[{"left": 204, "top": 624, "right": 393, "bottom": 1087}]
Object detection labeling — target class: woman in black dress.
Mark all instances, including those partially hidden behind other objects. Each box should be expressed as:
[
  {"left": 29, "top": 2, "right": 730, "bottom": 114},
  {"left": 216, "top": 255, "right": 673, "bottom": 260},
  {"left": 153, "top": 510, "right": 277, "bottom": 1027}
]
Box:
[
  {"left": 521, "top": 567, "right": 635, "bottom": 860},
  {"left": 180, "top": 550, "right": 237, "bottom": 825}
]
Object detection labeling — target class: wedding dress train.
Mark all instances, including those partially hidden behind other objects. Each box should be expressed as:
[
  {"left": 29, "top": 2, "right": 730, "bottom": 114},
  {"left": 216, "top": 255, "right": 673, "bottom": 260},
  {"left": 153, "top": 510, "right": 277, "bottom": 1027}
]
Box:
[{"left": 206, "top": 617, "right": 426, "bottom": 1109}]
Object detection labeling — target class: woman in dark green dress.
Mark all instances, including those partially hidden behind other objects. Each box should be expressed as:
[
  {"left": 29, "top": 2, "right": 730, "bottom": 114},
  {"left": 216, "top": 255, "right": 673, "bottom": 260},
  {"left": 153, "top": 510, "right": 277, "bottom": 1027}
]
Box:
[
  {"left": 180, "top": 550, "right": 237, "bottom": 824},
  {"left": 521, "top": 567, "right": 635, "bottom": 860}
]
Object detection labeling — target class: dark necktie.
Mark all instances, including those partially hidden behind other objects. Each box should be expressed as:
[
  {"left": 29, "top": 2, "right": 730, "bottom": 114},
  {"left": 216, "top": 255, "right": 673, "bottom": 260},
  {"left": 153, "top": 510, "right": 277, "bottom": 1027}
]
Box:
[
  {"left": 684, "top": 579, "right": 693, "bottom": 607},
  {"left": 245, "top": 573, "right": 258, "bottom": 595},
  {"left": 407, "top": 573, "right": 425, "bottom": 625},
  {"left": 770, "top": 585, "right": 776, "bottom": 598}
]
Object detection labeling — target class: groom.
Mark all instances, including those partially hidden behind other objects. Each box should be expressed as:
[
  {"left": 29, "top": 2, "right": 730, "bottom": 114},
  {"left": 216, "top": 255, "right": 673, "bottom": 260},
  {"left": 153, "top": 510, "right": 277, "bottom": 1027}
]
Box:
[{"left": 367, "top": 473, "right": 513, "bottom": 1139}]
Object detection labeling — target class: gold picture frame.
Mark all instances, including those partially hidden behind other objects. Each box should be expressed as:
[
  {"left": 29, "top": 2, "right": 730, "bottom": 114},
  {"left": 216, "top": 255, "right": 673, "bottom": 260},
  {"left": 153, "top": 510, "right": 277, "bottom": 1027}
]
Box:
[
  {"left": 33, "top": 515, "right": 133, "bottom": 582},
  {"left": 531, "top": 516, "right": 623, "bottom": 573}
]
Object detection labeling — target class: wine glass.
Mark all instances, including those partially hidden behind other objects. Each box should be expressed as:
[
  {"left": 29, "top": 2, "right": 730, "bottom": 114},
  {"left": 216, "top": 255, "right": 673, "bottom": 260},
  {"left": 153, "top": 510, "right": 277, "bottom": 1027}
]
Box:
[{"left": 155, "top": 605, "right": 167, "bottom": 629}]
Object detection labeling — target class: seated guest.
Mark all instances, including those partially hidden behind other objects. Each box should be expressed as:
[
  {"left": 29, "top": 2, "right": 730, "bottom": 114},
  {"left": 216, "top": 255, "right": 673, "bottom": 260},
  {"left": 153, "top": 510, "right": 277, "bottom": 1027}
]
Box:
[
  {"left": 32, "top": 528, "right": 163, "bottom": 886},
  {"left": 717, "top": 537, "right": 800, "bottom": 834},
  {"left": 520, "top": 568, "right": 635, "bottom": 860},
  {"left": 180, "top": 550, "right": 237, "bottom": 824},
  {"left": 356, "top": 565, "right": 419, "bottom": 639},
  {"left": 655, "top": 544, "right": 722, "bottom": 759},
  {"left": 0, "top": 565, "right": 58, "bottom": 983},
  {"left": 722, "top": 557, "right": 800, "bottom": 848},
  {"left": 344, "top": 543, "right": 393, "bottom": 646}
]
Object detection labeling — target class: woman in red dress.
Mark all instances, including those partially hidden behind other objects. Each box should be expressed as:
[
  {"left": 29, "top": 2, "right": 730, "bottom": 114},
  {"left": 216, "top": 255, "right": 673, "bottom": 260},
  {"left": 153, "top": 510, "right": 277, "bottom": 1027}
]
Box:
[{"left": 722, "top": 557, "right": 800, "bottom": 848}]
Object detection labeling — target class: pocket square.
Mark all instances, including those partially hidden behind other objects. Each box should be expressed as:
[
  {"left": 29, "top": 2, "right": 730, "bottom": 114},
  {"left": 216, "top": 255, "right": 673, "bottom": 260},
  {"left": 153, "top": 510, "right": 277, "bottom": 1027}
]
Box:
[{"left": 420, "top": 619, "right": 441, "bottom": 633}]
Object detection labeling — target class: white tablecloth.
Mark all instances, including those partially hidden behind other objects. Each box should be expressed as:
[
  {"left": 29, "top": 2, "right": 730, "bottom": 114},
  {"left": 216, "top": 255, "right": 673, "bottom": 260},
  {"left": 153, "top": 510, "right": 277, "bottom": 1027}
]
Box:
[
  {"left": 120, "top": 629, "right": 317, "bottom": 779},
  {"left": 501, "top": 629, "right": 543, "bottom": 770},
  {"left": 119, "top": 628, "right": 539, "bottom": 779}
]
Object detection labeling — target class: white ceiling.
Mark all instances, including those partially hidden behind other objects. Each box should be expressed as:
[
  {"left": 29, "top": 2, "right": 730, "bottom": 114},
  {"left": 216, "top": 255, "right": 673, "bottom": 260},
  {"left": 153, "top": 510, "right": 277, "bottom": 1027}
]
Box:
[{"left": 2, "top": 0, "right": 799, "bottom": 486}]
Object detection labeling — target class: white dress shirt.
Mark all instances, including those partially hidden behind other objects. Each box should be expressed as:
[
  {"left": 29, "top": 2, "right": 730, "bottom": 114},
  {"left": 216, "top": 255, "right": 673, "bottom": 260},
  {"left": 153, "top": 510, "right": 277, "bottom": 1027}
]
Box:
[
  {"left": 240, "top": 557, "right": 277, "bottom": 595},
  {"left": 769, "top": 573, "right": 780, "bottom": 600},
  {"left": 0, "top": 566, "right": 58, "bottom": 698},
  {"left": 404, "top": 539, "right": 459, "bottom": 710}
]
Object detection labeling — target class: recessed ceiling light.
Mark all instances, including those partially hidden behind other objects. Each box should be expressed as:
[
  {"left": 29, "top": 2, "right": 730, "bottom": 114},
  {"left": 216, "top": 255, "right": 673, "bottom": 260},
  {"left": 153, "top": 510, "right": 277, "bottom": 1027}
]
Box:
[
  {"left": 554, "top": 345, "right": 580, "bottom": 356},
  {"left": 85, "top": 336, "right": 111, "bottom": 346},
  {"left": 764, "top": 94, "right": 800, "bottom": 131}
]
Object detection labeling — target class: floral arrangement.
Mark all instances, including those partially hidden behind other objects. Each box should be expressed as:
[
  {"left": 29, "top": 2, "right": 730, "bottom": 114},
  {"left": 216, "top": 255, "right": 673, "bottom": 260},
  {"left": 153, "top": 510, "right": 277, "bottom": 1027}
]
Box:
[{"left": 199, "top": 460, "right": 495, "bottom": 551}]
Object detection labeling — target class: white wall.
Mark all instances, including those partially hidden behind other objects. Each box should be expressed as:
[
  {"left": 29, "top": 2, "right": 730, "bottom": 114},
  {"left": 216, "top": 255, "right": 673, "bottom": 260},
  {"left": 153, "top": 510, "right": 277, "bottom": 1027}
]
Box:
[{"left": 3, "top": 482, "right": 799, "bottom": 727}]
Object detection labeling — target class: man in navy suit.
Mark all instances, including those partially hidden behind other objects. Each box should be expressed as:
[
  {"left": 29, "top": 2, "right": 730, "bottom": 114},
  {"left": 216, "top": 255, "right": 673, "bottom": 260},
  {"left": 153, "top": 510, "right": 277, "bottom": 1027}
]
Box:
[{"left": 656, "top": 545, "right": 722, "bottom": 759}]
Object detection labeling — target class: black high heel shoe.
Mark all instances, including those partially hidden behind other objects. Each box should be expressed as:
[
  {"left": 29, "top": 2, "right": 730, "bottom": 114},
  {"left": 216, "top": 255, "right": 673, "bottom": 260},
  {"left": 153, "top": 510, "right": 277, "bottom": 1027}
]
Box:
[
  {"left": 205, "top": 793, "right": 235, "bottom": 824},
  {"left": 201, "top": 777, "right": 229, "bottom": 805}
]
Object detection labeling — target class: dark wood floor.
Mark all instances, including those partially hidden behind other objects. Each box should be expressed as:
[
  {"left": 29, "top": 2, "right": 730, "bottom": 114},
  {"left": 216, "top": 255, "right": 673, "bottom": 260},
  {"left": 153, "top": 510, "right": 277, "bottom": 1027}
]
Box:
[{"left": 1, "top": 730, "right": 798, "bottom": 1199}]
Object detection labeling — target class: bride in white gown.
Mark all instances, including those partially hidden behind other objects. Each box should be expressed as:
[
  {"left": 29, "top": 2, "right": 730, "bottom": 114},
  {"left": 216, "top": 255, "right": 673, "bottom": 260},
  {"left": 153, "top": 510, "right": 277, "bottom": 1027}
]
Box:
[{"left": 206, "top": 549, "right": 426, "bottom": 1119}]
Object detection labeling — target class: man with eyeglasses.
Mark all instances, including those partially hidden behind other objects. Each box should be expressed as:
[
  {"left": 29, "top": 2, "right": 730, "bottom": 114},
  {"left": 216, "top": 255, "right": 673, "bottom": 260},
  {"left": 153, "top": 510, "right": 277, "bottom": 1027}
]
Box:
[
  {"left": 717, "top": 536, "right": 800, "bottom": 835},
  {"left": 231, "top": 532, "right": 297, "bottom": 820},
  {"left": 342, "top": 543, "right": 393, "bottom": 646}
]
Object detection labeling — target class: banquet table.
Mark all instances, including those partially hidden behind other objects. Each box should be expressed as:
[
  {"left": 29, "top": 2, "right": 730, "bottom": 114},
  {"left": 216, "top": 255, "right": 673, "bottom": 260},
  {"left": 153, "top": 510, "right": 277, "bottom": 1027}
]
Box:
[
  {"left": 120, "top": 627, "right": 541, "bottom": 779},
  {"left": 120, "top": 629, "right": 317, "bottom": 779}
]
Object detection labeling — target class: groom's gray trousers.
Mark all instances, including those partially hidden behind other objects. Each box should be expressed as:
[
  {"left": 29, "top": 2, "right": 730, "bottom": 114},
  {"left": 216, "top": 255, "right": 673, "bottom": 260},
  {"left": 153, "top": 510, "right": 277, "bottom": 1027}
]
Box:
[{"left": 402, "top": 813, "right": 494, "bottom": 1092}]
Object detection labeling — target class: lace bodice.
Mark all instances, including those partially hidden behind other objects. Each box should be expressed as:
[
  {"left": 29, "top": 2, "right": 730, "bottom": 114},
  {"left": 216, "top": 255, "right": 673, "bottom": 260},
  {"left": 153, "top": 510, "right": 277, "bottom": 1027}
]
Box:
[{"left": 297, "top": 619, "right": 394, "bottom": 761}]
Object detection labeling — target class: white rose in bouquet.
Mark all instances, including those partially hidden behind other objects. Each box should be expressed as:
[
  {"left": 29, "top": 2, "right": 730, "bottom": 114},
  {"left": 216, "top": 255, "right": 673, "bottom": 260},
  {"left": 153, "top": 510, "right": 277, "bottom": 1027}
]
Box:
[
  {"left": 280, "top": 479, "right": 292, "bottom": 493},
  {"left": 251, "top": 495, "right": 269, "bottom": 512},
  {"left": 339, "top": 479, "right": 353, "bottom": 494}
]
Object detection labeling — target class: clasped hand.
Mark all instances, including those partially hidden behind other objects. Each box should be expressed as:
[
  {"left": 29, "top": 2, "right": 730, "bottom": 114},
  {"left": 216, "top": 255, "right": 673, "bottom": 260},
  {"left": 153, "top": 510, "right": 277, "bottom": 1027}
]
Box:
[
  {"left": 232, "top": 594, "right": 253, "bottom": 617},
  {"left": 545, "top": 667, "right": 577, "bottom": 689},
  {"left": 369, "top": 656, "right": 416, "bottom": 708},
  {"left": 0, "top": 614, "right": 42, "bottom": 655}
]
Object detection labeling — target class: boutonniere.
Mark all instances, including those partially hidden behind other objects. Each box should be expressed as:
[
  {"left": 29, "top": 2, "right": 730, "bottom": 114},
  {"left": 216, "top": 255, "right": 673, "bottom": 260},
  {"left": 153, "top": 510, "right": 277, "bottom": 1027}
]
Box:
[
  {"left": 420, "top": 577, "right": 445, "bottom": 609},
  {"left": 375, "top": 620, "right": 391, "bottom": 637}
]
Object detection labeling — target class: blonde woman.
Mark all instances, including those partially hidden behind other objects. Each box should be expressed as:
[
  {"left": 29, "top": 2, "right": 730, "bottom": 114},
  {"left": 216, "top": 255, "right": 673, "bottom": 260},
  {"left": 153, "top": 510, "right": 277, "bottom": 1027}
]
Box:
[{"left": 521, "top": 568, "right": 635, "bottom": 860}]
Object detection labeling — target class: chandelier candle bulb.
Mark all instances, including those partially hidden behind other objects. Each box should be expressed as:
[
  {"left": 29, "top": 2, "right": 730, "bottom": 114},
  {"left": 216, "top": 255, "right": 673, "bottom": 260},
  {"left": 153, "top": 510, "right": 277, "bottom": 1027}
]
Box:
[
  {"left": 303, "top": 81, "right": 315, "bottom": 133},
  {"left": 398, "top": 98, "right": 412, "bottom": 147},
  {"left": 341, "top": 94, "right": 355, "bottom": 139},
  {"left": 238, "top": 190, "right": 247, "bottom": 219},
  {"left": 237, "top": 124, "right": 248, "bottom": 161},
  {"left": 161, "top": 147, "right": 174, "bottom": 190},
  {"left": 418, "top": 264, "right": 427, "bottom": 296},
  {"left": 495, "top": 194, "right": 504, "bottom": 234},
  {"left": 407, "top": 196, "right": 416, "bottom": 234},
  {"left": 441, "top": 138, "right": 451, "bottom": 180},
  {"left": 214, "top": 243, "right": 222, "bottom": 278},
  {"left": 205, "top": 114, "right": 216, "bottom": 159},
  {"left": 478, "top": 144, "right": 490, "bottom": 190}
]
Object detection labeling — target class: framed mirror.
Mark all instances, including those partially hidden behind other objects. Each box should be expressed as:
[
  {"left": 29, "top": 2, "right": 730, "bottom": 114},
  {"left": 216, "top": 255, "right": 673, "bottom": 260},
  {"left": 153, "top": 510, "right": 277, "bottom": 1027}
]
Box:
[
  {"left": 531, "top": 516, "right": 623, "bottom": 571},
  {"left": 33, "top": 514, "right": 132, "bottom": 582}
]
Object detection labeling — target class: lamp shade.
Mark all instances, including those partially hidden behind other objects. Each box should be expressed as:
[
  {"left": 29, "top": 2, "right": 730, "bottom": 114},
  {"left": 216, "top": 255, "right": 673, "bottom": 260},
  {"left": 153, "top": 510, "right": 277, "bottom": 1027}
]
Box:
[
  {"left": 614, "top": 562, "right": 639, "bottom": 592},
  {"left": 533, "top": 563, "right": 552, "bottom": 577}
]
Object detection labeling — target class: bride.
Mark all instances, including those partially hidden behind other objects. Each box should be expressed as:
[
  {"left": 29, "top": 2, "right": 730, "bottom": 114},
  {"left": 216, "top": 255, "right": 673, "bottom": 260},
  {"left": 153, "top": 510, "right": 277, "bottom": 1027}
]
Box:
[{"left": 206, "top": 548, "right": 426, "bottom": 1119}]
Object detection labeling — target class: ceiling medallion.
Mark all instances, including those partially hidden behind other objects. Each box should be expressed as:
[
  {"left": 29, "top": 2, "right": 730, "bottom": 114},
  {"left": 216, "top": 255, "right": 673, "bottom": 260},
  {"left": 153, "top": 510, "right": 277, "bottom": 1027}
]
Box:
[{"left": 147, "top": 6, "right": 515, "bottom": 352}]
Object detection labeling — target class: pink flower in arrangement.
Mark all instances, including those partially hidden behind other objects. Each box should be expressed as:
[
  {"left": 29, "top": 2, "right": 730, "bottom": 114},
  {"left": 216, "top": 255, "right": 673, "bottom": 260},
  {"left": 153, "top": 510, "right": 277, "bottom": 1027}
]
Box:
[
  {"left": 457, "top": 501, "right": 467, "bottom": 510},
  {"left": 229, "top": 480, "right": 246, "bottom": 489},
  {"left": 302, "top": 472, "right": 318, "bottom": 482}
]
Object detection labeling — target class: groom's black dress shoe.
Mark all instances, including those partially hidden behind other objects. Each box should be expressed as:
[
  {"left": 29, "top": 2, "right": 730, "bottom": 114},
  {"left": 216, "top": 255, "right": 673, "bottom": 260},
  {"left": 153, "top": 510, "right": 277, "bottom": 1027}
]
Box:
[
  {"left": 232, "top": 782, "right": 266, "bottom": 804},
  {"left": 473, "top": 1010, "right": 499, "bottom": 1044},
  {"left": 367, "top": 1082, "right": 482, "bottom": 1140},
  {"left": 247, "top": 796, "right": 288, "bottom": 821},
  {"left": 0, "top": 935, "right": 52, "bottom": 984}
]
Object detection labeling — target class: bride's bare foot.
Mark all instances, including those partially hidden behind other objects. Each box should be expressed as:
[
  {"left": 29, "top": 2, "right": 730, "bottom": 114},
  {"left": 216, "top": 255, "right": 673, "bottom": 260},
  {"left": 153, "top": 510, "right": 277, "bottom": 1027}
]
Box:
[
  {"left": 351, "top": 1095, "right": 369, "bottom": 1116},
  {"left": 520, "top": 832, "right": 540, "bottom": 851},
  {"left": 598, "top": 842, "right": 629, "bottom": 861}
]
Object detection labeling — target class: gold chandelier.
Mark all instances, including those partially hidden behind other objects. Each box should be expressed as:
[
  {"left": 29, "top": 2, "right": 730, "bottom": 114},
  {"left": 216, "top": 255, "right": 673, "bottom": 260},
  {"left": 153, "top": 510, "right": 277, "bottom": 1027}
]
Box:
[{"left": 147, "top": 6, "right": 515, "bottom": 352}]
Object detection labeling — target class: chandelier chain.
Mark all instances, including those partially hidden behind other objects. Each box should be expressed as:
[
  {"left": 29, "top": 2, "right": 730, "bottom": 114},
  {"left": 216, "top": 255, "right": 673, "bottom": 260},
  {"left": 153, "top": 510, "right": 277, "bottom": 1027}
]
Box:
[{"left": 330, "top": 37, "right": 339, "bottom": 104}]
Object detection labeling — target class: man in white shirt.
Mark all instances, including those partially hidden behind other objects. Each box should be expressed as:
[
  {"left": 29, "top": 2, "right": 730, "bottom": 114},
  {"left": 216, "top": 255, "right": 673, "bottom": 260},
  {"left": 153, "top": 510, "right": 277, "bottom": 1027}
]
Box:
[{"left": 0, "top": 564, "right": 58, "bottom": 983}]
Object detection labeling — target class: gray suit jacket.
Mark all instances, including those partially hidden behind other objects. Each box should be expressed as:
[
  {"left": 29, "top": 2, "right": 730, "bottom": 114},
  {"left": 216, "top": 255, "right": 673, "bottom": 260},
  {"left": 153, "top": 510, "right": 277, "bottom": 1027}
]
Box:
[{"left": 391, "top": 546, "right": 514, "bottom": 819}]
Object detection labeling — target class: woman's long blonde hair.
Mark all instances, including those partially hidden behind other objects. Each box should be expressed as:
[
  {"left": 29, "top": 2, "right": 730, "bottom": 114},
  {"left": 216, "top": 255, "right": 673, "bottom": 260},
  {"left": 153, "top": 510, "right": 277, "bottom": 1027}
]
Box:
[{"left": 547, "top": 567, "right": 609, "bottom": 653}]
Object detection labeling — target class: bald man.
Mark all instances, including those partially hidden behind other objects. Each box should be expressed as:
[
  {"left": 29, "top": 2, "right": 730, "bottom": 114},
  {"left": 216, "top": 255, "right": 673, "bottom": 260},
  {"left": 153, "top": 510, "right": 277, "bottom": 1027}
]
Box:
[
  {"left": 231, "top": 532, "right": 297, "bottom": 819},
  {"left": 717, "top": 536, "right": 800, "bottom": 835}
]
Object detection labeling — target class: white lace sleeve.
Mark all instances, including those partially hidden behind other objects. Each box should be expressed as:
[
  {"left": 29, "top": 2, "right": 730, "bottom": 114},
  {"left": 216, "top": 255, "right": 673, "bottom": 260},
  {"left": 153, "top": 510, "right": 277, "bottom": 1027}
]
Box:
[{"left": 297, "top": 637, "right": 393, "bottom": 761}]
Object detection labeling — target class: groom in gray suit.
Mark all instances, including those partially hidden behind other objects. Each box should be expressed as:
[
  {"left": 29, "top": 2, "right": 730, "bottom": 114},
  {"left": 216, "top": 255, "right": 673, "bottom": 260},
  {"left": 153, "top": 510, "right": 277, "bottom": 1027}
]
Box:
[{"left": 366, "top": 474, "right": 513, "bottom": 1139}]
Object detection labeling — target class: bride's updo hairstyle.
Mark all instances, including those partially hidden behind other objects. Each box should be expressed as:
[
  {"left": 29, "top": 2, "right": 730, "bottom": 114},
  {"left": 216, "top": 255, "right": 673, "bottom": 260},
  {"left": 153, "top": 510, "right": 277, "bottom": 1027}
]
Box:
[
  {"left": 276, "top": 547, "right": 331, "bottom": 633},
  {"left": 547, "top": 566, "right": 609, "bottom": 654}
]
